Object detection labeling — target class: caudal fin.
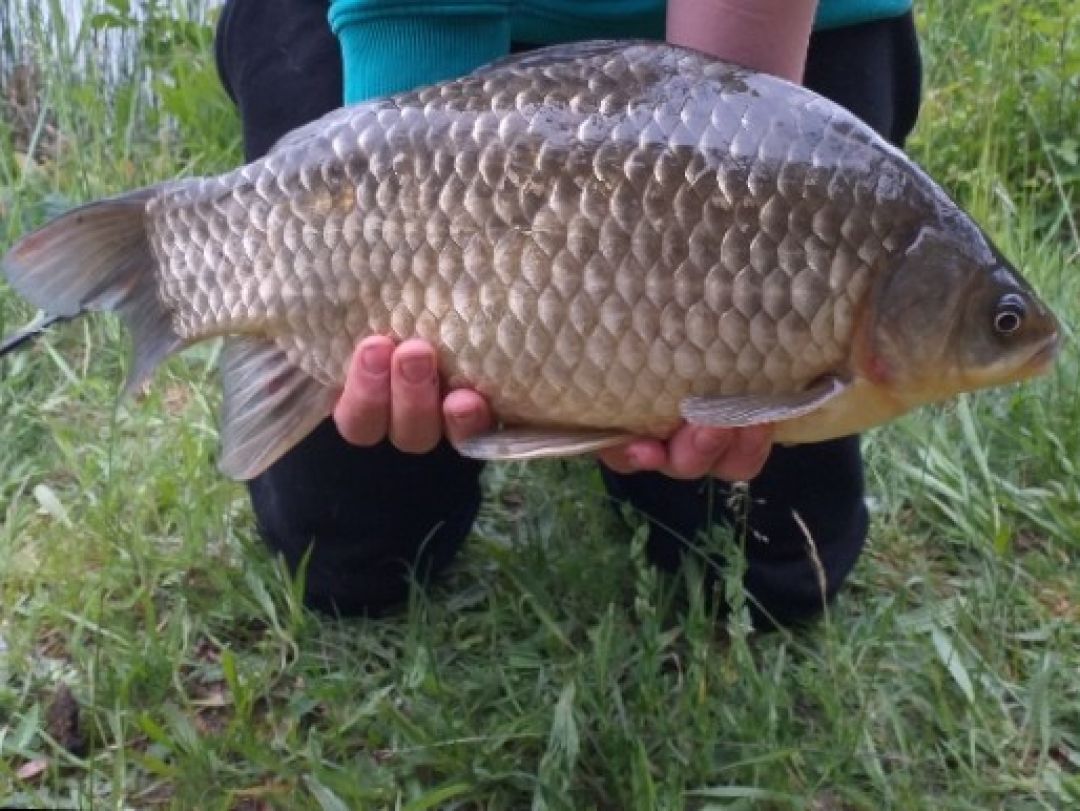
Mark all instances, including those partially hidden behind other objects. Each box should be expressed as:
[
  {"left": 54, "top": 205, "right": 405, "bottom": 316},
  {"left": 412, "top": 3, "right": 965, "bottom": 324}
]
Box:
[{"left": 1, "top": 187, "right": 183, "bottom": 392}]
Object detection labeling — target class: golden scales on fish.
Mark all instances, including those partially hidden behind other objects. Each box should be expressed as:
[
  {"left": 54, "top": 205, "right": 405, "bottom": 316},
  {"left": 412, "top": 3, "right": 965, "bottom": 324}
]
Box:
[{"left": 0, "top": 41, "right": 1060, "bottom": 479}]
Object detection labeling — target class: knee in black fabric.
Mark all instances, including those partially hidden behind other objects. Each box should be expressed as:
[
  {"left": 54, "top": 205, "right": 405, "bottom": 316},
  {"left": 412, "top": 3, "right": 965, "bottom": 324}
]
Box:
[
  {"left": 214, "top": 2, "right": 472, "bottom": 615},
  {"left": 600, "top": 467, "right": 730, "bottom": 574},
  {"left": 738, "top": 436, "right": 868, "bottom": 627},
  {"left": 600, "top": 434, "right": 867, "bottom": 628},
  {"left": 247, "top": 420, "right": 485, "bottom": 616}
]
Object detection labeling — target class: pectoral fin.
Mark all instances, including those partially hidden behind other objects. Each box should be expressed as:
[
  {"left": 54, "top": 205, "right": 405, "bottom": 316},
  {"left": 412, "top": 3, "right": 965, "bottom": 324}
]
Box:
[
  {"left": 454, "top": 427, "right": 634, "bottom": 461},
  {"left": 680, "top": 376, "right": 849, "bottom": 427},
  {"left": 218, "top": 337, "right": 338, "bottom": 480}
]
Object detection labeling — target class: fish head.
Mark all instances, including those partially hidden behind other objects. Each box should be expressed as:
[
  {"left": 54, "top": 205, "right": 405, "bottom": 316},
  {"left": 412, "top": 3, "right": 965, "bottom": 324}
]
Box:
[{"left": 866, "top": 221, "right": 1059, "bottom": 403}]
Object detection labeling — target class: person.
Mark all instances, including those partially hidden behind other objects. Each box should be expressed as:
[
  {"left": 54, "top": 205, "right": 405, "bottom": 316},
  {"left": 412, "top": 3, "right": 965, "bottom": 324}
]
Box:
[{"left": 213, "top": 0, "right": 921, "bottom": 624}]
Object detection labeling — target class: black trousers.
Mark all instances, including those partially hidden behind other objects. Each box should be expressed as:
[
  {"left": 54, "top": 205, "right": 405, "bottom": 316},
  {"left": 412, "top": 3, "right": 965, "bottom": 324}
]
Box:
[{"left": 215, "top": 0, "right": 922, "bottom": 623}]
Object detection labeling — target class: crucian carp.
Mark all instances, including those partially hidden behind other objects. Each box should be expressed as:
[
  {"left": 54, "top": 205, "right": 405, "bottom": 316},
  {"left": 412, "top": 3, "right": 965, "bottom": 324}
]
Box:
[{"left": 0, "top": 41, "right": 1059, "bottom": 478}]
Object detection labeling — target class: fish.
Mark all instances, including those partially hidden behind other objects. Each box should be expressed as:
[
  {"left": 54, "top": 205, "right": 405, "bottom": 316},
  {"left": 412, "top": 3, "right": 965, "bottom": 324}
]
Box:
[{"left": 0, "top": 40, "right": 1059, "bottom": 479}]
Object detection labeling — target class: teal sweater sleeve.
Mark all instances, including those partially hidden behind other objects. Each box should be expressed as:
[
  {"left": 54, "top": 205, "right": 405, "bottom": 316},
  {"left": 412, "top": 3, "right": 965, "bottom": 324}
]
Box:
[
  {"left": 329, "top": 0, "right": 915, "bottom": 104},
  {"left": 328, "top": 1, "right": 513, "bottom": 103}
]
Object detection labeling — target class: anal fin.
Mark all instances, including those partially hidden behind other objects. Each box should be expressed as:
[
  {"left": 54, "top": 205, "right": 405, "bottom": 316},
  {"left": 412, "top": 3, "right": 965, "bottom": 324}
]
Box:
[
  {"left": 680, "top": 376, "right": 849, "bottom": 427},
  {"left": 454, "top": 427, "right": 634, "bottom": 461},
  {"left": 219, "top": 337, "right": 338, "bottom": 480}
]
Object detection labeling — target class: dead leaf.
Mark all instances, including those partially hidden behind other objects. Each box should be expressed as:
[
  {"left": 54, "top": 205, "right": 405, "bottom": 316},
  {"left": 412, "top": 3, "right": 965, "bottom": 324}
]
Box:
[
  {"left": 46, "top": 682, "right": 86, "bottom": 756},
  {"left": 16, "top": 758, "right": 48, "bottom": 781},
  {"left": 191, "top": 687, "right": 231, "bottom": 708},
  {"left": 32, "top": 483, "right": 72, "bottom": 527},
  {"left": 163, "top": 383, "right": 192, "bottom": 415}
]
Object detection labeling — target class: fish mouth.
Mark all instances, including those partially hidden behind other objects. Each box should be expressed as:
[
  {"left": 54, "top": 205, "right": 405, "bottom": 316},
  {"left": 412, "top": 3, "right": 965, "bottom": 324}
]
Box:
[{"left": 1023, "top": 332, "right": 1061, "bottom": 375}]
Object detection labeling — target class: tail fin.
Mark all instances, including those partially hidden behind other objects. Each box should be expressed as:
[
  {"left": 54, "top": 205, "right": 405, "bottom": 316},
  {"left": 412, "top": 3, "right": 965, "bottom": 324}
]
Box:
[{"left": 1, "top": 187, "right": 183, "bottom": 392}]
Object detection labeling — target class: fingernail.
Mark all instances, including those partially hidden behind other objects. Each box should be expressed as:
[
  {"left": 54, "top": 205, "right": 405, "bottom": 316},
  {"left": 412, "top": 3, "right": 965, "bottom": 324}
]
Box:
[
  {"left": 692, "top": 428, "right": 728, "bottom": 455},
  {"left": 624, "top": 447, "right": 644, "bottom": 471},
  {"left": 400, "top": 355, "right": 433, "bottom": 384},
  {"left": 360, "top": 344, "right": 390, "bottom": 375}
]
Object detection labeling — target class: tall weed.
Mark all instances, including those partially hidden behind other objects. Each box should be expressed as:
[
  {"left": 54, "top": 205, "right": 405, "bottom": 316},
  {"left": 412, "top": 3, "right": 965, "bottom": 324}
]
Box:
[{"left": 913, "top": 0, "right": 1079, "bottom": 243}]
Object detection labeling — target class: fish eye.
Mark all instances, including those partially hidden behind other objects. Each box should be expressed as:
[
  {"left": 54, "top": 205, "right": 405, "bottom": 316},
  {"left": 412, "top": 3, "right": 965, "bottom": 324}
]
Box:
[{"left": 993, "top": 293, "right": 1027, "bottom": 336}]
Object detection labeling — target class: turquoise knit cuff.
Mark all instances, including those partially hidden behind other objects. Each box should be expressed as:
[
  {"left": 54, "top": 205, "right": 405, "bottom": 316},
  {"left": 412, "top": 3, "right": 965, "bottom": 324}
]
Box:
[
  {"left": 329, "top": 3, "right": 512, "bottom": 103},
  {"left": 815, "top": 0, "right": 912, "bottom": 30}
]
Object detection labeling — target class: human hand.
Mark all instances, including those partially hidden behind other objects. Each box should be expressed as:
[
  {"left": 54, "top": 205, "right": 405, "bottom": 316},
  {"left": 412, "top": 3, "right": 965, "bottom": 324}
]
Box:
[
  {"left": 598, "top": 423, "right": 774, "bottom": 482},
  {"left": 333, "top": 336, "right": 493, "bottom": 453},
  {"left": 333, "top": 337, "right": 772, "bottom": 481}
]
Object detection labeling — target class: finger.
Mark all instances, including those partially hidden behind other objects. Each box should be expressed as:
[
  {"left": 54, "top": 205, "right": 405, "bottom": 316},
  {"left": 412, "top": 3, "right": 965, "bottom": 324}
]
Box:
[
  {"left": 333, "top": 336, "right": 394, "bottom": 446},
  {"left": 443, "top": 388, "right": 494, "bottom": 446},
  {"left": 710, "top": 424, "right": 775, "bottom": 482},
  {"left": 389, "top": 339, "right": 442, "bottom": 454},
  {"left": 665, "top": 425, "right": 736, "bottom": 480},
  {"left": 598, "top": 438, "right": 667, "bottom": 474}
]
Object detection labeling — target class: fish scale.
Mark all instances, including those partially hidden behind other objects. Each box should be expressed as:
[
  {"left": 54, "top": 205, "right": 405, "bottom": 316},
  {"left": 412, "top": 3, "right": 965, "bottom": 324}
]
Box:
[{"left": 4, "top": 39, "right": 1057, "bottom": 479}]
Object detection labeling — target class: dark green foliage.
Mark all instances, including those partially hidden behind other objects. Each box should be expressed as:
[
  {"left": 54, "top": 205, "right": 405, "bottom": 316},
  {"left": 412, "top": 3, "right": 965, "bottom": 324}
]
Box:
[{"left": 914, "top": 0, "right": 1079, "bottom": 243}]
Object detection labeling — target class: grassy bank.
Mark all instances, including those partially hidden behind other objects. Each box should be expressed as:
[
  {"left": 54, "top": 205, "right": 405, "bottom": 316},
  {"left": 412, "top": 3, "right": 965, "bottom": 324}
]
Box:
[{"left": 1, "top": 1, "right": 1078, "bottom": 808}]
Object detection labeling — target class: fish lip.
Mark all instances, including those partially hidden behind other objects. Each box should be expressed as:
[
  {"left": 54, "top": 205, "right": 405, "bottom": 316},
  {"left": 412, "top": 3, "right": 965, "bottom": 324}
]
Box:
[{"left": 1024, "top": 331, "right": 1061, "bottom": 373}]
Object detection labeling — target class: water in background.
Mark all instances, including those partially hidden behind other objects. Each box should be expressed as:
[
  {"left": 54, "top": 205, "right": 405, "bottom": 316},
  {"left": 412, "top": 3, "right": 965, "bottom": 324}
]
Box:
[
  {"left": 1, "top": 0, "right": 235, "bottom": 183},
  {"left": 0, "top": 0, "right": 219, "bottom": 84}
]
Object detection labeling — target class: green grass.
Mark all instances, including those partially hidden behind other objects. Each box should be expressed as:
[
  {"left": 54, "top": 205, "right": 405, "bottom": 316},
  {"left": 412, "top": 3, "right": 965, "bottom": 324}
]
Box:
[{"left": 1, "top": 1, "right": 1079, "bottom": 808}]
